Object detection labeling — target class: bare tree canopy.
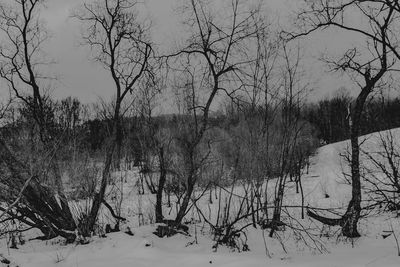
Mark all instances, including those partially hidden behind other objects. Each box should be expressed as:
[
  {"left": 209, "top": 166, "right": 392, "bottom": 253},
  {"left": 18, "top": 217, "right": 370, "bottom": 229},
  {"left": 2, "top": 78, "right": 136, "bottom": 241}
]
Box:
[
  {"left": 286, "top": 0, "right": 400, "bottom": 237},
  {"left": 0, "top": 0, "right": 52, "bottom": 125},
  {"left": 74, "top": 0, "right": 155, "bottom": 236},
  {"left": 75, "top": 0, "right": 154, "bottom": 100}
]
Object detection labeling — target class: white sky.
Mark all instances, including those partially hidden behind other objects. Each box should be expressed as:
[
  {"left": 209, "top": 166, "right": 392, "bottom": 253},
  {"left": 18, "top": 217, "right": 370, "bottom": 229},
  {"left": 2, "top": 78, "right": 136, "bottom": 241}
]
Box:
[{"left": 1, "top": 0, "right": 358, "bottom": 106}]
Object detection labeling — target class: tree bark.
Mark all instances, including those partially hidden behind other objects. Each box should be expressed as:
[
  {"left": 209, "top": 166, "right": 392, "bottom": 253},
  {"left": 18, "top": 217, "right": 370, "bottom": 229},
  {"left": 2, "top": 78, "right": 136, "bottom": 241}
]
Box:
[
  {"left": 175, "top": 171, "right": 195, "bottom": 224},
  {"left": 340, "top": 88, "right": 370, "bottom": 237},
  {"left": 83, "top": 104, "right": 120, "bottom": 236},
  {"left": 82, "top": 139, "right": 115, "bottom": 236},
  {"left": 156, "top": 147, "right": 167, "bottom": 223},
  {"left": 307, "top": 87, "right": 371, "bottom": 238}
]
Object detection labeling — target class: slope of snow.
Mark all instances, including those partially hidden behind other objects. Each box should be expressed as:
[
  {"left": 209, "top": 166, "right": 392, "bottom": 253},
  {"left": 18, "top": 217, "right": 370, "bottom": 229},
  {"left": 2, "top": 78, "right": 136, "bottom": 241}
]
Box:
[
  {"left": 2, "top": 225, "right": 400, "bottom": 267},
  {"left": 2, "top": 129, "right": 400, "bottom": 266}
]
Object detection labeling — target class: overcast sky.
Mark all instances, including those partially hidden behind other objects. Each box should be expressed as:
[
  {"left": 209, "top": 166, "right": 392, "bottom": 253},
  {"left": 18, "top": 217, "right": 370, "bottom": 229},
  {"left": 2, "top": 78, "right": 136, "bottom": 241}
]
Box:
[
  {"left": 41, "top": 0, "right": 178, "bottom": 103},
  {"left": 1, "top": 0, "right": 356, "bottom": 107}
]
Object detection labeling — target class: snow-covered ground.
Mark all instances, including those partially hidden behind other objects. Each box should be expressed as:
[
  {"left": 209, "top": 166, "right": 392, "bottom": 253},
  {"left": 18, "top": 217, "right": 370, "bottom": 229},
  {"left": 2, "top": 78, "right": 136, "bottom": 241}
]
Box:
[{"left": 2, "top": 129, "right": 400, "bottom": 267}]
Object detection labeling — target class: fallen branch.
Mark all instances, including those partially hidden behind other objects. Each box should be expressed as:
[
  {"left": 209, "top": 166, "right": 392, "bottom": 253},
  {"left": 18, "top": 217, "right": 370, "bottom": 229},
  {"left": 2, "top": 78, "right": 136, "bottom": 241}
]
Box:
[
  {"left": 0, "top": 254, "right": 10, "bottom": 265},
  {"left": 102, "top": 199, "right": 126, "bottom": 221},
  {"left": 0, "top": 175, "right": 35, "bottom": 221},
  {"left": 307, "top": 209, "right": 342, "bottom": 227}
]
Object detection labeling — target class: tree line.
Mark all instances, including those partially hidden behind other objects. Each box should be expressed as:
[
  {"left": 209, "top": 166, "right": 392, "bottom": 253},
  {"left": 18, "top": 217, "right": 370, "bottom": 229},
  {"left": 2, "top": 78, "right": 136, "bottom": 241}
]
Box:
[{"left": 305, "top": 90, "right": 400, "bottom": 144}]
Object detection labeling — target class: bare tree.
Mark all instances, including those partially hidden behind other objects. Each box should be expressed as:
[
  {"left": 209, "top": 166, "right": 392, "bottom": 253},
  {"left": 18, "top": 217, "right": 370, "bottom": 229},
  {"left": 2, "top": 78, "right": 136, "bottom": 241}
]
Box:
[
  {"left": 0, "top": 0, "right": 51, "bottom": 130},
  {"left": 133, "top": 77, "right": 174, "bottom": 223},
  {"left": 243, "top": 18, "right": 281, "bottom": 228},
  {"left": 0, "top": 0, "right": 77, "bottom": 242},
  {"left": 362, "top": 130, "right": 400, "bottom": 214},
  {"left": 74, "top": 0, "right": 154, "bottom": 235},
  {"left": 266, "top": 42, "right": 311, "bottom": 236},
  {"left": 165, "top": 0, "right": 262, "bottom": 226},
  {"left": 287, "top": 0, "right": 398, "bottom": 237}
]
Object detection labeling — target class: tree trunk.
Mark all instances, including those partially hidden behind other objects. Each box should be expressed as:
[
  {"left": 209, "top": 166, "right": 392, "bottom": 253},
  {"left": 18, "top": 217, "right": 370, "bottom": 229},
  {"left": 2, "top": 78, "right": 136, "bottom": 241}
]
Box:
[
  {"left": 307, "top": 87, "right": 371, "bottom": 238},
  {"left": 175, "top": 175, "right": 195, "bottom": 224},
  {"left": 340, "top": 89, "right": 369, "bottom": 238},
  {"left": 82, "top": 99, "right": 124, "bottom": 236},
  {"left": 299, "top": 174, "right": 305, "bottom": 219},
  {"left": 82, "top": 141, "right": 115, "bottom": 236},
  {"left": 269, "top": 176, "right": 285, "bottom": 237},
  {"left": 156, "top": 147, "right": 167, "bottom": 223}
]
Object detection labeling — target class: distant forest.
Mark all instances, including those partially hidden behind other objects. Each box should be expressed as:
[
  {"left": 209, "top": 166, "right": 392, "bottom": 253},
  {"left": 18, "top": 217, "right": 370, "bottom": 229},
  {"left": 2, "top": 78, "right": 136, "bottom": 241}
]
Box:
[
  {"left": 3, "top": 91, "right": 399, "bottom": 157},
  {"left": 305, "top": 92, "right": 400, "bottom": 144}
]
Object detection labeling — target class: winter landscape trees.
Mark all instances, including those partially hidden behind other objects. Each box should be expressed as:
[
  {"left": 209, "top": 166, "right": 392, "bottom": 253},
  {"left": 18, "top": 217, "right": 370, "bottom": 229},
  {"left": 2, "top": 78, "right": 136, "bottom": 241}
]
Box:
[
  {"left": 288, "top": 0, "right": 400, "bottom": 238},
  {"left": 0, "top": 0, "right": 77, "bottom": 242},
  {"left": 1, "top": 0, "right": 400, "bottom": 266},
  {"left": 73, "top": 0, "right": 154, "bottom": 237}
]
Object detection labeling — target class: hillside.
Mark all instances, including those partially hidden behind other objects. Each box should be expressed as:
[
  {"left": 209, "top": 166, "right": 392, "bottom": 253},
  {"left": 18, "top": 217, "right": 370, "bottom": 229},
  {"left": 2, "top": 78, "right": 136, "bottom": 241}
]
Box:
[{"left": 1, "top": 129, "right": 400, "bottom": 267}]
